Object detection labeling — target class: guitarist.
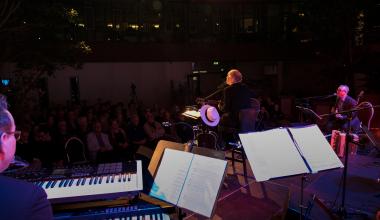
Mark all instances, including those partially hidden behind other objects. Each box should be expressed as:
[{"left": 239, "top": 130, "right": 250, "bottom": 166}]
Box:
[{"left": 326, "top": 85, "right": 361, "bottom": 133}]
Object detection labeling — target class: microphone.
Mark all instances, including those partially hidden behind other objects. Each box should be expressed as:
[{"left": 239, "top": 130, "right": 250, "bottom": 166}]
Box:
[
  {"left": 357, "top": 90, "right": 364, "bottom": 98},
  {"left": 326, "top": 93, "right": 337, "bottom": 98}
]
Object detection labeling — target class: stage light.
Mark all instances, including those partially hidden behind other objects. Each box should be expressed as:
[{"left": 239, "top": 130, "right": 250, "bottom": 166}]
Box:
[{"left": 1, "top": 79, "right": 10, "bottom": 86}]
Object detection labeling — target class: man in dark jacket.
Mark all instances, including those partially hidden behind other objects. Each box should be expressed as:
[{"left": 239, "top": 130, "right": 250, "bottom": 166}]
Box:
[
  {"left": 326, "top": 85, "right": 361, "bottom": 133},
  {"left": 0, "top": 94, "right": 53, "bottom": 220},
  {"left": 219, "top": 69, "right": 256, "bottom": 128}
]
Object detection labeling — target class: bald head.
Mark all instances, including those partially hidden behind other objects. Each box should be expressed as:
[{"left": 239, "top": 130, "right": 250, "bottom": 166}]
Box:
[{"left": 226, "top": 69, "right": 243, "bottom": 85}]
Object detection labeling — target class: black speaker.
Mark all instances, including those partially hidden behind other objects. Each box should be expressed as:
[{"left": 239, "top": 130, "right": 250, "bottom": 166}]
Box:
[{"left": 70, "top": 76, "right": 80, "bottom": 104}]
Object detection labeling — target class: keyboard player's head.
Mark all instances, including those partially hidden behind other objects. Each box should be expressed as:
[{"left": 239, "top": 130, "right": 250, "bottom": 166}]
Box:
[
  {"left": 0, "top": 94, "right": 53, "bottom": 219},
  {"left": 0, "top": 94, "right": 18, "bottom": 172}
]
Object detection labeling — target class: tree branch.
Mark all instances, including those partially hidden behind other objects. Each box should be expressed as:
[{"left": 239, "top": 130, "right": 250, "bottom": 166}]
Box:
[{"left": 0, "top": 0, "right": 22, "bottom": 30}]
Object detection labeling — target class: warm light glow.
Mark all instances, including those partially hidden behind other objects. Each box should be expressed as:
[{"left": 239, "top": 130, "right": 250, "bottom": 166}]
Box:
[
  {"left": 300, "top": 39, "right": 312, "bottom": 43},
  {"left": 128, "top": 24, "right": 139, "bottom": 30},
  {"left": 213, "top": 61, "right": 219, "bottom": 65},
  {"left": 116, "top": 24, "right": 120, "bottom": 29},
  {"left": 200, "top": 70, "right": 208, "bottom": 73},
  {"left": 298, "top": 12, "right": 305, "bottom": 17},
  {"left": 175, "top": 24, "right": 180, "bottom": 28},
  {"left": 68, "top": 8, "right": 79, "bottom": 17},
  {"left": 76, "top": 41, "right": 92, "bottom": 54},
  {"left": 153, "top": 24, "right": 160, "bottom": 29},
  {"left": 107, "top": 23, "right": 113, "bottom": 28},
  {"left": 78, "top": 23, "right": 85, "bottom": 27}
]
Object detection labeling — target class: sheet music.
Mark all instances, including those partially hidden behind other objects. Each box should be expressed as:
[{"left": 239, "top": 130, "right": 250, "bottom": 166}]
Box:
[
  {"left": 149, "top": 148, "right": 227, "bottom": 218},
  {"left": 178, "top": 154, "right": 227, "bottom": 217},
  {"left": 149, "top": 149, "right": 193, "bottom": 204},
  {"left": 182, "top": 110, "right": 201, "bottom": 119},
  {"left": 288, "top": 125, "right": 344, "bottom": 172},
  {"left": 239, "top": 128, "right": 309, "bottom": 182}
]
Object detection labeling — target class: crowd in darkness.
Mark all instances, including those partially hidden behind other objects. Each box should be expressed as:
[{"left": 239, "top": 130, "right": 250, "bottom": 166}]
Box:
[{"left": 15, "top": 96, "right": 285, "bottom": 167}]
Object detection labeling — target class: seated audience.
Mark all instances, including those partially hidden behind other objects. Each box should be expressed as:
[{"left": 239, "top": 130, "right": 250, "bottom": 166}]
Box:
[
  {"left": 126, "top": 114, "right": 147, "bottom": 153},
  {"left": 143, "top": 111, "right": 165, "bottom": 149},
  {"left": 87, "top": 121, "right": 113, "bottom": 162},
  {"left": 109, "top": 119, "right": 131, "bottom": 160}
]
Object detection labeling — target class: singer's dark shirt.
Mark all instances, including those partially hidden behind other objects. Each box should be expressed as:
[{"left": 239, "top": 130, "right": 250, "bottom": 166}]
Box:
[
  {"left": 220, "top": 82, "right": 256, "bottom": 127},
  {"left": 220, "top": 82, "right": 255, "bottom": 114}
]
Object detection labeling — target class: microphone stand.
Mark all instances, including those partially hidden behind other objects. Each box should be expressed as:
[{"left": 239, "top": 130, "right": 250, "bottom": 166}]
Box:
[
  {"left": 204, "top": 87, "right": 224, "bottom": 100},
  {"left": 320, "top": 105, "right": 380, "bottom": 219},
  {"left": 296, "top": 94, "right": 334, "bottom": 123},
  {"left": 301, "top": 94, "right": 336, "bottom": 101}
]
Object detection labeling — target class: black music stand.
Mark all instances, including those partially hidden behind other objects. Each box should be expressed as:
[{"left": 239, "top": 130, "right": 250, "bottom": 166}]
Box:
[{"left": 301, "top": 105, "right": 379, "bottom": 219}]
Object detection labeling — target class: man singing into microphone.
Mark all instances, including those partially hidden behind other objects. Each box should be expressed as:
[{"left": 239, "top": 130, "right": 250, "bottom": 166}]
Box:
[
  {"left": 0, "top": 94, "right": 52, "bottom": 219},
  {"left": 326, "top": 85, "right": 361, "bottom": 133},
  {"left": 219, "top": 69, "right": 256, "bottom": 127}
]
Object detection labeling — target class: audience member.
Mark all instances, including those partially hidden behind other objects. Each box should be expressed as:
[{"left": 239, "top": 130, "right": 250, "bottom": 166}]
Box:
[
  {"left": 16, "top": 126, "right": 35, "bottom": 163},
  {"left": 87, "top": 121, "right": 113, "bottom": 162},
  {"left": 126, "top": 114, "right": 147, "bottom": 152},
  {"left": 143, "top": 111, "right": 165, "bottom": 149},
  {"left": 109, "top": 119, "right": 131, "bottom": 160}
]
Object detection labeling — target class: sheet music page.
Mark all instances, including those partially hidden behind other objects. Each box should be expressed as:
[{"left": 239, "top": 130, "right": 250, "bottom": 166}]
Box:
[
  {"left": 288, "top": 125, "right": 344, "bottom": 172},
  {"left": 178, "top": 154, "right": 227, "bottom": 218},
  {"left": 239, "top": 128, "right": 309, "bottom": 181},
  {"left": 149, "top": 148, "right": 193, "bottom": 205}
]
